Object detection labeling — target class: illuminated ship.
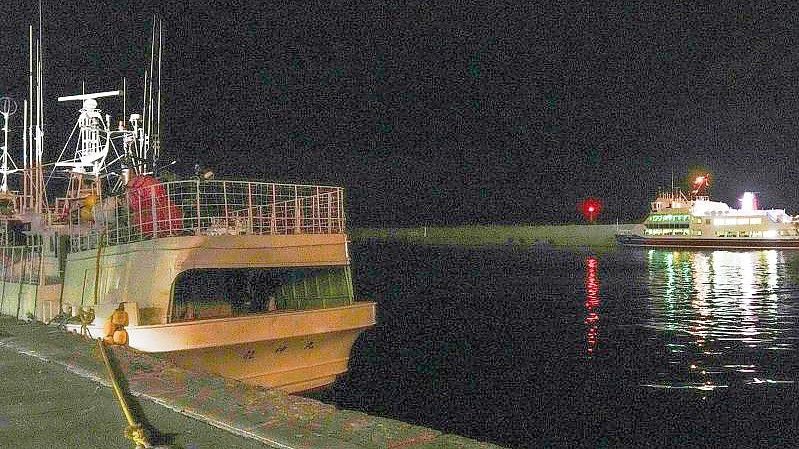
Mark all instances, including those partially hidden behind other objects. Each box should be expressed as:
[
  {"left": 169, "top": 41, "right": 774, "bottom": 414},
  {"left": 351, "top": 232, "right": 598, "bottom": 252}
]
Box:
[
  {"left": 0, "top": 23, "right": 375, "bottom": 393},
  {"left": 616, "top": 175, "right": 799, "bottom": 249}
]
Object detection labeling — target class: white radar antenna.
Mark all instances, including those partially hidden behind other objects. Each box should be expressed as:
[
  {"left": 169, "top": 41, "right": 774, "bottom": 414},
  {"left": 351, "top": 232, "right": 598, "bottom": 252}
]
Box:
[
  {"left": 55, "top": 90, "right": 119, "bottom": 177},
  {"left": 0, "top": 97, "right": 21, "bottom": 193}
]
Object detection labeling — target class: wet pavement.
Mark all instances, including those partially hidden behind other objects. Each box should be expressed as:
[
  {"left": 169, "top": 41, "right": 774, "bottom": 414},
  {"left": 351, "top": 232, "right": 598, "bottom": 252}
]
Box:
[
  {"left": 0, "top": 346, "right": 269, "bottom": 448},
  {"left": 0, "top": 317, "right": 505, "bottom": 449}
]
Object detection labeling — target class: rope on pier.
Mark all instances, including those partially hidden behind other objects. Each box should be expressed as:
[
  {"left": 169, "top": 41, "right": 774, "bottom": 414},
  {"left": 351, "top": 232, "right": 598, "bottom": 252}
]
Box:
[{"left": 97, "top": 338, "right": 171, "bottom": 449}]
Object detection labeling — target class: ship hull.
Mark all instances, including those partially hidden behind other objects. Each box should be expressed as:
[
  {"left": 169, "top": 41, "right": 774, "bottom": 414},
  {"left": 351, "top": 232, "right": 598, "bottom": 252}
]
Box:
[
  {"left": 68, "top": 302, "right": 376, "bottom": 393},
  {"left": 53, "top": 232, "right": 375, "bottom": 393},
  {"left": 616, "top": 234, "right": 799, "bottom": 249},
  {"left": 165, "top": 326, "right": 365, "bottom": 393}
]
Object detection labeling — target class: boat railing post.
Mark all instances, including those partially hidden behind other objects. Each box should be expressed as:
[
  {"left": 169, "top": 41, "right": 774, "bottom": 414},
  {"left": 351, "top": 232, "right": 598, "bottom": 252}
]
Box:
[
  {"left": 294, "top": 185, "right": 301, "bottom": 234},
  {"left": 222, "top": 180, "right": 229, "bottom": 227},
  {"left": 247, "top": 182, "right": 253, "bottom": 234},
  {"left": 311, "top": 186, "right": 322, "bottom": 234},
  {"left": 165, "top": 182, "right": 173, "bottom": 236},
  {"left": 151, "top": 186, "right": 158, "bottom": 237},
  {"left": 327, "top": 191, "right": 333, "bottom": 233},
  {"left": 338, "top": 187, "right": 344, "bottom": 233},
  {"left": 196, "top": 179, "right": 201, "bottom": 233},
  {"left": 270, "top": 183, "right": 276, "bottom": 234},
  {"left": 137, "top": 191, "right": 143, "bottom": 242},
  {"left": 128, "top": 194, "right": 133, "bottom": 244}
]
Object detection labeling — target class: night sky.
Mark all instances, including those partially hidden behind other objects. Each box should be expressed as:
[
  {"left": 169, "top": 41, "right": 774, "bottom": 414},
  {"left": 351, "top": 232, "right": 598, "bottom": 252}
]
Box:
[{"left": 2, "top": 1, "right": 799, "bottom": 226}]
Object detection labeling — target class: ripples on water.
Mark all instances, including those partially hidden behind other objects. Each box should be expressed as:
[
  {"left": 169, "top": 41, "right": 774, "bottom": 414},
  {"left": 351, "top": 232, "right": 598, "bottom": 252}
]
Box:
[
  {"left": 643, "top": 250, "right": 799, "bottom": 392},
  {"left": 313, "top": 243, "right": 799, "bottom": 448}
]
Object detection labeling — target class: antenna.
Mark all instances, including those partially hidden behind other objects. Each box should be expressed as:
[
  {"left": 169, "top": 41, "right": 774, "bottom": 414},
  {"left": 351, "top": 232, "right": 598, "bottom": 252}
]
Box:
[
  {"left": 57, "top": 90, "right": 121, "bottom": 103},
  {"left": 22, "top": 20, "right": 47, "bottom": 214},
  {"left": 22, "top": 100, "right": 27, "bottom": 176},
  {"left": 156, "top": 20, "right": 162, "bottom": 147},
  {"left": 37, "top": 0, "right": 43, "bottom": 141},
  {"left": 142, "top": 69, "right": 147, "bottom": 139},
  {"left": 670, "top": 168, "right": 674, "bottom": 192},
  {"left": 148, "top": 17, "right": 156, "bottom": 149},
  {"left": 27, "top": 25, "right": 32, "bottom": 170},
  {"left": 0, "top": 98, "right": 20, "bottom": 194},
  {"left": 122, "top": 77, "right": 126, "bottom": 125},
  {"left": 155, "top": 18, "right": 163, "bottom": 172}
]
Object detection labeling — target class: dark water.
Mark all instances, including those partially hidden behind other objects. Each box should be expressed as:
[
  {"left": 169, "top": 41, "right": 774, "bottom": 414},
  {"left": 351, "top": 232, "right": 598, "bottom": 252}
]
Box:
[{"left": 310, "top": 243, "right": 799, "bottom": 448}]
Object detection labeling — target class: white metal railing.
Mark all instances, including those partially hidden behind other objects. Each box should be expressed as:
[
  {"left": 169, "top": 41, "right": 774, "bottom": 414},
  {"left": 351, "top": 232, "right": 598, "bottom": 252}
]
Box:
[
  {"left": 68, "top": 179, "right": 346, "bottom": 252},
  {"left": 0, "top": 245, "right": 45, "bottom": 285}
]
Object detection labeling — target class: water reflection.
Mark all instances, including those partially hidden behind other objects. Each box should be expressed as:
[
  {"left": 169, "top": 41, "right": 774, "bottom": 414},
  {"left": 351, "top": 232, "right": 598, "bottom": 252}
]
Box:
[
  {"left": 644, "top": 249, "right": 798, "bottom": 390},
  {"left": 585, "top": 256, "right": 600, "bottom": 356}
]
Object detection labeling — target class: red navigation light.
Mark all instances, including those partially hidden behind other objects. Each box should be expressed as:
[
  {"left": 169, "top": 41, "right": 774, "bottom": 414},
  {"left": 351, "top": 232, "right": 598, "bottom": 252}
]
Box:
[{"left": 580, "top": 198, "right": 602, "bottom": 223}]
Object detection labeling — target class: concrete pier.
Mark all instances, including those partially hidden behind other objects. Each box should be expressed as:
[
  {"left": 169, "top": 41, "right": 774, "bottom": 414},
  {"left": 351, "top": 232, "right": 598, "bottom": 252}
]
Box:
[{"left": 0, "top": 316, "right": 506, "bottom": 449}]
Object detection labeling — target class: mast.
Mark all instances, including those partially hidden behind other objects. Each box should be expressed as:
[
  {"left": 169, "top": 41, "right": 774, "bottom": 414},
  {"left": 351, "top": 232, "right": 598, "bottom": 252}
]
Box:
[
  {"left": 36, "top": 35, "right": 45, "bottom": 213},
  {"left": 19, "top": 19, "right": 47, "bottom": 216},
  {"left": 22, "top": 100, "right": 27, "bottom": 185},
  {"left": 122, "top": 77, "right": 126, "bottom": 126},
  {"left": 24, "top": 26, "right": 33, "bottom": 212},
  {"left": 155, "top": 18, "right": 162, "bottom": 174},
  {"left": 0, "top": 98, "right": 19, "bottom": 194},
  {"left": 146, "top": 17, "right": 155, "bottom": 172}
]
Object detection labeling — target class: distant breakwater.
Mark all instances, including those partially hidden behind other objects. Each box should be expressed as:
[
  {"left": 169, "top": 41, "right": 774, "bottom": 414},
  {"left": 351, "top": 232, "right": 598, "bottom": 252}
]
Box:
[{"left": 350, "top": 224, "right": 635, "bottom": 249}]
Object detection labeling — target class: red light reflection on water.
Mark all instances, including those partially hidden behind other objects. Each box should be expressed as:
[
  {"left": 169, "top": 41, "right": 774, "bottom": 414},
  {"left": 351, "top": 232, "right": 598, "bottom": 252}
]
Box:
[{"left": 585, "top": 256, "right": 600, "bottom": 356}]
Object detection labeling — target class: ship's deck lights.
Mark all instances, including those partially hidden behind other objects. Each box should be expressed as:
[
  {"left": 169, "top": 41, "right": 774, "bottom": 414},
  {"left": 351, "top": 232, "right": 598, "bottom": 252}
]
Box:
[
  {"left": 740, "top": 192, "right": 757, "bottom": 212},
  {"left": 648, "top": 214, "right": 690, "bottom": 222}
]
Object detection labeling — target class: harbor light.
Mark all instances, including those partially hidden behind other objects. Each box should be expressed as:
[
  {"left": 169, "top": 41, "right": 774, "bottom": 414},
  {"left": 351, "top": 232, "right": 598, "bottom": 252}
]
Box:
[{"left": 580, "top": 198, "right": 603, "bottom": 223}]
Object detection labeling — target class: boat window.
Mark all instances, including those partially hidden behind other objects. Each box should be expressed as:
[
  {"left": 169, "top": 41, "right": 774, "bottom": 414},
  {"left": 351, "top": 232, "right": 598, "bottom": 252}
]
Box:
[{"left": 171, "top": 266, "right": 355, "bottom": 322}]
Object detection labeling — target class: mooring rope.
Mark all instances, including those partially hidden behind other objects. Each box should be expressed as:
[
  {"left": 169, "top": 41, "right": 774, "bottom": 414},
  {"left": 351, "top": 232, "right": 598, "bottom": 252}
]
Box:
[{"left": 96, "top": 338, "right": 156, "bottom": 448}]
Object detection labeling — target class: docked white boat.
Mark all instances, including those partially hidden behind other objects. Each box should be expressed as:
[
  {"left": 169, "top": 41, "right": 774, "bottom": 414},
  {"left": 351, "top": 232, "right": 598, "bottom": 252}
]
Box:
[
  {"left": 616, "top": 176, "right": 799, "bottom": 249},
  {"left": 0, "top": 23, "right": 375, "bottom": 393}
]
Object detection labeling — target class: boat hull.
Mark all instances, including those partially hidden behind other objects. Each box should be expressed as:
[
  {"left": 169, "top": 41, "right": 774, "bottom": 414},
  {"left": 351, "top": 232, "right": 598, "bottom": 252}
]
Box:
[
  {"left": 616, "top": 234, "right": 799, "bottom": 249},
  {"left": 165, "top": 327, "right": 363, "bottom": 393},
  {"left": 69, "top": 301, "right": 376, "bottom": 393}
]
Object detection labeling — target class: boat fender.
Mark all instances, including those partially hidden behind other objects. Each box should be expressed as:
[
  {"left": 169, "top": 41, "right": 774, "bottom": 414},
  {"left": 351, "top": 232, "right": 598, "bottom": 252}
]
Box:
[
  {"left": 103, "top": 319, "right": 115, "bottom": 339},
  {"left": 103, "top": 304, "right": 130, "bottom": 345},
  {"left": 113, "top": 329, "right": 128, "bottom": 345}
]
